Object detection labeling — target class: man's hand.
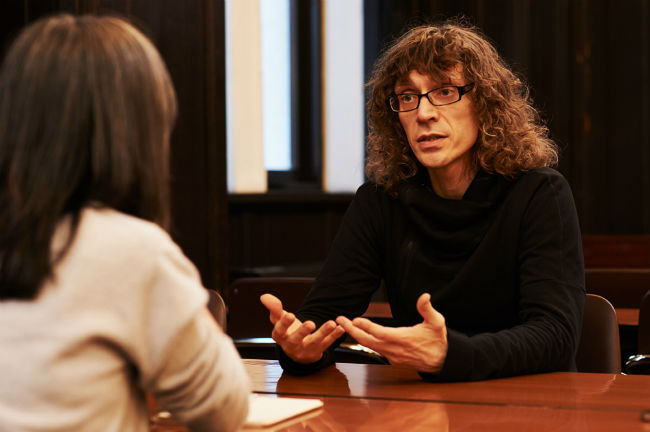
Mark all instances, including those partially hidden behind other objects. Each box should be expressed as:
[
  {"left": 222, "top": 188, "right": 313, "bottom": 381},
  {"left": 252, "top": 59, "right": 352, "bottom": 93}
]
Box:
[
  {"left": 335, "top": 293, "right": 448, "bottom": 373},
  {"left": 260, "top": 294, "right": 345, "bottom": 364}
]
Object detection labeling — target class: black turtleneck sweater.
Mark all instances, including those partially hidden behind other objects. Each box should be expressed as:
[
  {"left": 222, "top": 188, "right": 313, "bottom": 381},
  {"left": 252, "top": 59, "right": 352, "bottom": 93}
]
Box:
[{"left": 281, "top": 167, "right": 585, "bottom": 382}]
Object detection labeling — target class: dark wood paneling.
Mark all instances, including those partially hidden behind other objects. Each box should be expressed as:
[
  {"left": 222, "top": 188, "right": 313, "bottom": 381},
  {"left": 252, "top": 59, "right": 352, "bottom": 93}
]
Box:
[
  {"left": 582, "top": 235, "right": 650, "bottom": 268},
  {"left": 0, "top": 2, "right": 26, "bottom": 61},
  {"left": 570, "top": 0, "right": 650, "bottom": 234},
  {"left": 585, "top": 267, "right": 649, "bottom": 308},
  {"left": 228, "top": 193, "right": 352, "bottom": 277}
]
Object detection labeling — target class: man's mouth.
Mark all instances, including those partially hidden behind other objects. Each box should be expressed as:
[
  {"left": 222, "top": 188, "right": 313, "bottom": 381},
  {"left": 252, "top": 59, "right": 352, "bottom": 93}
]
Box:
[{"left": 417, "top": 133, "right": 446, "bottom": 143}]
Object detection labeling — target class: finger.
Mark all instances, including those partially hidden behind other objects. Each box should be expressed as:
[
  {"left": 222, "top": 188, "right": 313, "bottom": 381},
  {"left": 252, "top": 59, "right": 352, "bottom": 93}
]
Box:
[
  {"left": 335, "top": 315, "right": 354, "bottom": 331},
  {"left": 317, "top": 325, "right": 345, "bottom": 350},
  {"left": 342, "top": 317, "right": 404, "bottom": 344},
  {"left": 272, "top": 311, "right": 297, "bottom": 341},
  {"left": 304, "top": 320, "right": 337, "bottom": 343},
  {"left": 416, "top": 293, "right": 445, "bottom": 327},
  {"left": 349, "top": 317, "right": 399, "bottom": 342},
  {"left": 286, "top": 320, "right": 317, "bottom": 345},
  {"left": 304, "top": 321, "right": 345, "bottom": 349},
  {"left": 336, "top": 316, "right": 382, "bottom": 349},
  {"left": 260, "top": 293, "right": 284, "bottom": 324}
]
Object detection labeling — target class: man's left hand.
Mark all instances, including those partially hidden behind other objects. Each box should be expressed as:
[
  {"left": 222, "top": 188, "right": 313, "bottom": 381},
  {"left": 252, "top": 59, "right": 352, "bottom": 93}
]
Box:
[{"left": 335, "top": 293, "right": 448, "bottom": 373}]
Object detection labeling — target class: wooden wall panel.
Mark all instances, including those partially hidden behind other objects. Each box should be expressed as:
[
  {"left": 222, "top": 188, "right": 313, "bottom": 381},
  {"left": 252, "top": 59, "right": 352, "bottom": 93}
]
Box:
[
  {"left": 570, "top": 0, "right": 650, "bottom": 234},
  {"left": 228, "top": 194, "right": 351, "bottom": 278}
]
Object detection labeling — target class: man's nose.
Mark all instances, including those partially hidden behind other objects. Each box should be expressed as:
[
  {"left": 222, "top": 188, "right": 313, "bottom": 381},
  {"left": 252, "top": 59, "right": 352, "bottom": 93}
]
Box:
[{"left": 416, "top": 95, "right": 440, "bottom": 121}]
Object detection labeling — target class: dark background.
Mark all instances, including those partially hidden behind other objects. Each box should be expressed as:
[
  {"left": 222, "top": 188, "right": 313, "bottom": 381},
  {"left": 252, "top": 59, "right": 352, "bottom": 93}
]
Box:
[{"left": 1, "top": 0, "right": 648, "bottom": 296}]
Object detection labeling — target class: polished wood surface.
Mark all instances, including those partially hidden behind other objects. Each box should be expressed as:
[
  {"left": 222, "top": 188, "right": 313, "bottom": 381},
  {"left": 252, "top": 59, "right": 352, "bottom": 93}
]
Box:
[
  {"left": 245, "top": 360, "right": 649, "bottom": 411},
  {"left": 153, "top": 395, "right": 648, "bottom": 432},
  {"left": 150, "top": 360, "right": 650, "bottom": 431},
  {"left": 242, "top": 395, "right": 647, "bottom": 432}
]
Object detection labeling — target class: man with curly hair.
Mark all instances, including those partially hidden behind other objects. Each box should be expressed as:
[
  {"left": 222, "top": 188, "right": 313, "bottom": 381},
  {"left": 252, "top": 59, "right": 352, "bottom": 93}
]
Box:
[{"left": 262, "top": 22, "right": 584, "bottom": 382}]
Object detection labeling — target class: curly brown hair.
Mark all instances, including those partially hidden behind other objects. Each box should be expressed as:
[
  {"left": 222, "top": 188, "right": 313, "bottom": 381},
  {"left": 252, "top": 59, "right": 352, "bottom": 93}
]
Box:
[{"left": 365, "top": 22, "right": 558, "bottom": 195}]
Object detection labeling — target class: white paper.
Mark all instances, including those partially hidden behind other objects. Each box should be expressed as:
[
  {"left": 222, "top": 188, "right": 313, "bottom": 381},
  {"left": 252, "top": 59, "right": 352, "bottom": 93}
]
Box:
[{"left": 245, "top": 394, "right": 323, "bottom": 427}]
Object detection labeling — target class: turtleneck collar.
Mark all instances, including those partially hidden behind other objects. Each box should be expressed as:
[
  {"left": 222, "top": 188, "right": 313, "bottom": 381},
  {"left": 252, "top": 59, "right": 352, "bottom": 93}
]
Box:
[{"left": 397, "top": 169, "right": 513, "bottom": 256}]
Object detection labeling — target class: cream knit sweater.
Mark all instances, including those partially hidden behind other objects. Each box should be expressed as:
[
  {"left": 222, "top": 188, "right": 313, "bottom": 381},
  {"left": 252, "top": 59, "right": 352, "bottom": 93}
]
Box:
[{"left": 0, "top": 208, "right": 249, "bottom": 431}]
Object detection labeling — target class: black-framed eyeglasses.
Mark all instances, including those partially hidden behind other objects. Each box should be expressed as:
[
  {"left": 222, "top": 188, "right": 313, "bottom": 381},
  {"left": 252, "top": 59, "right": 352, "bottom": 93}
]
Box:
[{"left": 388, "top": 83, "right": 475, "bottom": 113}]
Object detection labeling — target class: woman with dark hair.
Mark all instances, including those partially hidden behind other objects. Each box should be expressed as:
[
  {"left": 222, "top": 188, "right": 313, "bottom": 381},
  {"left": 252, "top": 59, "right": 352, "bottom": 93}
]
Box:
[
  {"left": 0, "top": 14, "right": 249, "bottom": 431},
  {"left": 262, "top": 22, "right": 585, "bottom": 382}
]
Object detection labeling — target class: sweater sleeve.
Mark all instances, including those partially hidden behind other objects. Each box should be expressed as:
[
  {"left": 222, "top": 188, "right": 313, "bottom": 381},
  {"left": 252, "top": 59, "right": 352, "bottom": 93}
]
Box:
[
  {"left": 422, "top": 171, "right": 585, "bottom": 382},
  {"left": 152, "top": 310, "right": 250, "bottom": 432},
  {"left": 138, "top": 240, "right": 250, "bottom": 431}
]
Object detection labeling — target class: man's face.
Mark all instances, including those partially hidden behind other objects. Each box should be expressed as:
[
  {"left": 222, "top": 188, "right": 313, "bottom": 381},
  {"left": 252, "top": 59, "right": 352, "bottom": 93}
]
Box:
[{"left": 395, "top": 69, "right": 479, "bottom": 179}]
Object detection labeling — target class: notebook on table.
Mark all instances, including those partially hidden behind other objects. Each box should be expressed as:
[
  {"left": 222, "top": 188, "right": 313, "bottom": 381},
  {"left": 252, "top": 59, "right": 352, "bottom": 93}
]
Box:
[{"left": 245, "top": 394, "right": 324, "bottom": 427}]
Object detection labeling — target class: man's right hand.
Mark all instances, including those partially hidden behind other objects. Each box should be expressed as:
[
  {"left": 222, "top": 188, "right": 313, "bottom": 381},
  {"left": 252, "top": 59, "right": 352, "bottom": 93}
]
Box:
[{"left": 260, "top": 293, "right": 345, "bottom": 364}]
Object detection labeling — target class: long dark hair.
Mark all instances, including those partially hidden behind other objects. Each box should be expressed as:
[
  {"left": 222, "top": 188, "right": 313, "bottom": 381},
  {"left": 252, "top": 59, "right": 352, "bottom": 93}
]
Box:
[{"left": 0, "top": 14, "right": 177, "bottom": 299}]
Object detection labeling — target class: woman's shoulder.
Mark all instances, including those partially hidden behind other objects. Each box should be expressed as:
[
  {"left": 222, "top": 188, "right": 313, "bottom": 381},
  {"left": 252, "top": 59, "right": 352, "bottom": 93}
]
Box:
[
  {"left": 75, "top": 207, "right": 176, "bottom": 256},
  {"left": 56, "top": 207, "right": 198, "bottom": 293},
  {"left": 81, "top": 206, "right": 168, "bottom": 235}
]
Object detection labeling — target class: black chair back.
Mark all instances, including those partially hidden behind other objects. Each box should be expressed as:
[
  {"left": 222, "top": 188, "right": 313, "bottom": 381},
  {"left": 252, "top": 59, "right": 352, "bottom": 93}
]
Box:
[{"left": 206, "top": 289, "right": 227, "bottom": 331}]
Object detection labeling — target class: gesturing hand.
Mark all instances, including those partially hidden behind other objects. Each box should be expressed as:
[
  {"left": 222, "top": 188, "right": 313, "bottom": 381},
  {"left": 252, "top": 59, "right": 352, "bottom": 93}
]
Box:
[
  {"left": 335, "top": 293, "right": 448, "bottom": 373},
  {"left": 260, "top": 293, "right": 345, "bottom": 364}
]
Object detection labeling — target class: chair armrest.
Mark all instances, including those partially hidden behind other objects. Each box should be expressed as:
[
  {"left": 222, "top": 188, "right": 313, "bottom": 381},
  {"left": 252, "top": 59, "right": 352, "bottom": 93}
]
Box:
[
  {"left": 334, "top": 343, "right": 389, "bottom": 365},
  {"left": 625, "top": 354, "right": 650, "bottom": 374}
]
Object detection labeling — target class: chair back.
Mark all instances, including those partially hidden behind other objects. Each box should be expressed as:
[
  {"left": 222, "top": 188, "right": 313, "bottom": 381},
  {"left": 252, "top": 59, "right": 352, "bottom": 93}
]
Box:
[
  {"left": 624, "top": 290, "right": 650, "bottom": 374},
  {"left": 638, "top": 290, "right": 650, "bottom": 354},
  {"left": 206, "top": 289, "right": 227, "bottom": 331},
  {"left": 227, "top": 277, "right": 314, "bottom": 339},
  {"left": 576, "top": 293, "right": 621, "bottom": 373}
]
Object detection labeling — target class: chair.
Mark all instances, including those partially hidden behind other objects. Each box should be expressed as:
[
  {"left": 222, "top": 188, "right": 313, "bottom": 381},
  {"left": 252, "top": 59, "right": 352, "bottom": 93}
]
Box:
[
  {"left": 226, "top": 277, "right": 388, "bottom": 364},
  {"left": 625, "top": 290, "right": 650, "bottom": 374},
  {"left": 206, "top": 289, "right": 227, "bottom": 331},
  {"left": 575, "top": 293, "right": 621, "bottom": 373},
  {"left": 637, "top": 290, "right": 650, "bottom": 354}
]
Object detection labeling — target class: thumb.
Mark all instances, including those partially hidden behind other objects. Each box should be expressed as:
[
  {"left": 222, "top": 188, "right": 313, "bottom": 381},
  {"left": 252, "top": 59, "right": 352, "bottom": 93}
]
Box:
[
  {"left": 416, "top": 293, "right": 445, "bottom": 327},
  {"left": 260, "top": 293, "right": 284, "bottom": 324}
]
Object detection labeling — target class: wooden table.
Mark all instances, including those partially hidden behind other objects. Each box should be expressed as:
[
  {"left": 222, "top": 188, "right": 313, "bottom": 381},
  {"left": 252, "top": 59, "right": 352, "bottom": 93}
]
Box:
[{"left": 151, "top": 359, "right": 650, "bottom": 431}]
